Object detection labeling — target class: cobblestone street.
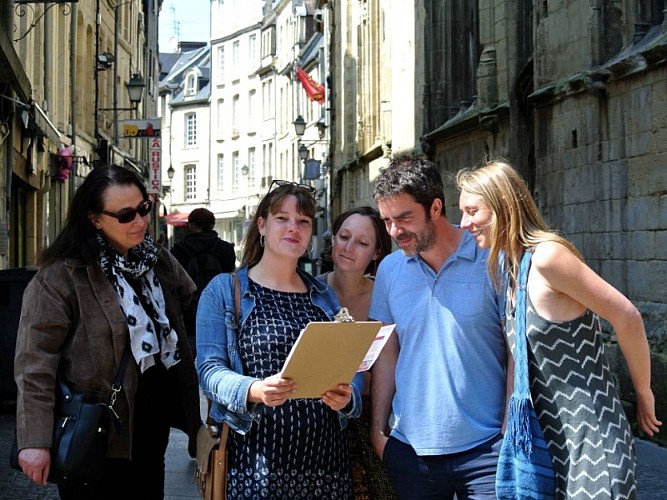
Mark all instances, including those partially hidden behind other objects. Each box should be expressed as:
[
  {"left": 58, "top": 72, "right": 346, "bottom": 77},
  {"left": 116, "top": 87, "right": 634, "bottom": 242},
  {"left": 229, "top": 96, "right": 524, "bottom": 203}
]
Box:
[{"left": 2, "top": 397, "right": 667, "bottom": 499}]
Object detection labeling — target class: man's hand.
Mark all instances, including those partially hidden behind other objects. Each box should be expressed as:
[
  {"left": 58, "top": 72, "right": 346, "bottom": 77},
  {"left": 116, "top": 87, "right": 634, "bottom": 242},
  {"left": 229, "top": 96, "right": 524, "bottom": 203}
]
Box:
[{"left": 370, "top": 430, "right": 389, "bottom": 459}]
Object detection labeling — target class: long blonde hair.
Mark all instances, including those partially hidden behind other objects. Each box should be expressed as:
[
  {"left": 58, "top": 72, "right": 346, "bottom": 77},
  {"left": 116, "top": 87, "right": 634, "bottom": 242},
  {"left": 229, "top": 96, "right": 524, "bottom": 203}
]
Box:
[{"left": 456, "top": 159, "right": 582, "bottom": 291}]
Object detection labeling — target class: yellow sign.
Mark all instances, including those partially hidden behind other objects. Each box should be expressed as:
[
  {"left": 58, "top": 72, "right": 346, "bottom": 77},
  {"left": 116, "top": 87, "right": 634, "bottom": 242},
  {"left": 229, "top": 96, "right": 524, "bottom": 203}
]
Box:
[{"left": 122, "top": 119, "right": 161, "bottom": 138}]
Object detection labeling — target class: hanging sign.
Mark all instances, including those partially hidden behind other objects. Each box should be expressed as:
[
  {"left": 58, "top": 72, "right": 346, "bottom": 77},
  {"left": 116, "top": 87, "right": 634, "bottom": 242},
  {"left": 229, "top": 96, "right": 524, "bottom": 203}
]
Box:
[
  {"left": 122, "top": 119, "right": 161, "bottom": 138},
  {"left": 147, "top": 137, "right": 161, "bottom": 194}
]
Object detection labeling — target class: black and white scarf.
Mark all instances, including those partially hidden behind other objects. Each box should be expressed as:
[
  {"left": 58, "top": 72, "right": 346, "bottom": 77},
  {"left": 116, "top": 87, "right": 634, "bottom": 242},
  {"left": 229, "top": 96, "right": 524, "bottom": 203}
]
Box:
[{"left": 97, "top": 233, "right": 181, "bottom": 373}]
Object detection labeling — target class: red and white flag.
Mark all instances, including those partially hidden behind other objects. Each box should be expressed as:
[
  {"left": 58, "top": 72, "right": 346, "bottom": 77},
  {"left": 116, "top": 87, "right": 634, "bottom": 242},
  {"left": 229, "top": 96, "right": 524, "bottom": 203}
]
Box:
[{"left": 296, "top": 66, "right": 325, "bottom": 104}]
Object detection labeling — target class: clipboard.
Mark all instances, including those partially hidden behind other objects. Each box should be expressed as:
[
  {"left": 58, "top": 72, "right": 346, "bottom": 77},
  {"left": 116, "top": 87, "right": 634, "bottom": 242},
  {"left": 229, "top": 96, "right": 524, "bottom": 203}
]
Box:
[{"left": 280, "top": 308, "right": 383, "bottom": 399}]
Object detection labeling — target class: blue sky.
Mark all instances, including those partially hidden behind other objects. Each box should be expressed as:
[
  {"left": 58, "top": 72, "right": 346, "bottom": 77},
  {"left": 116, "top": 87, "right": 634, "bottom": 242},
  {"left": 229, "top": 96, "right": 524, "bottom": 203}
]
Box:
[{"left": 159, "top": 0, "right": 210, "bottom": 51}]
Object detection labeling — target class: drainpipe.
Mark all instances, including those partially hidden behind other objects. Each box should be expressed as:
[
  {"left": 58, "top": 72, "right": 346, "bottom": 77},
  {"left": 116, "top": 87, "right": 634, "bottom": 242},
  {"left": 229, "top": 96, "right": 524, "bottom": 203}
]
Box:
[
  {"left": 3, "top": 0, "right": 13, "bottom": 268},
  {"left": 43, "top": 5, "right": 51, "bottom": 113},
  {"left": 113, "top": 3, "right": 120, "bottom": 145},
  {"left": 70, "top": 1, "right": 78, "bottom": 200},
  {"left": 94, "top": 0, "right": 100, "bottom": 156}
]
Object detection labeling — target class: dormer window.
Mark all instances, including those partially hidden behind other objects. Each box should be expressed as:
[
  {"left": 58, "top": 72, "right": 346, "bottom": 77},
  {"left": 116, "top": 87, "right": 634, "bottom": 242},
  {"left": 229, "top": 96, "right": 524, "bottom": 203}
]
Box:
[{"left": 185, "top": 73, "right": 197, "bottom": 96}]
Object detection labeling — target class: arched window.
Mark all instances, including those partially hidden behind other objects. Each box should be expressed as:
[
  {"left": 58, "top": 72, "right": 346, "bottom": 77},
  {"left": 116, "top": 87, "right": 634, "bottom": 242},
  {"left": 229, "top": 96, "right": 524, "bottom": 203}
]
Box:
[{"left": 185, "top": 73, "right": 197, "bottom": 96}]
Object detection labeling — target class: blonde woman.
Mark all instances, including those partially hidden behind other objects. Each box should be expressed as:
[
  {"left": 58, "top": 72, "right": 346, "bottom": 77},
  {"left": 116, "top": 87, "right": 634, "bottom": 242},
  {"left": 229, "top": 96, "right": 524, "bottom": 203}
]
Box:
[{"left": 457, "top": 160, "right": 661, "bottom": 499}]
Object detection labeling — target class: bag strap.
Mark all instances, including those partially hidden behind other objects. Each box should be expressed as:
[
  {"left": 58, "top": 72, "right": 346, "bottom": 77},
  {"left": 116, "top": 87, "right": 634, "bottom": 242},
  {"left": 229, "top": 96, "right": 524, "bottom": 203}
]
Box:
[
  {"left": 112, "top": 342, "right": 132, "bottom": 391},
  {"left": 108, "top": 341, "right": 132, "bottom": 431},
  {"left": 512, "top": 251, "right": 533, "bottom": 398},
  {"left": 204, "top": 272, "right": 240, "bottom": 431},
  {"left": 220, "top": 273, "right": 240, "bottom": 443},
  {"left": 502, "top": 251, "right": 537, "bottom": 451},
  {"left": 232, "top": 272, "right": 240, "bottom": 325}
]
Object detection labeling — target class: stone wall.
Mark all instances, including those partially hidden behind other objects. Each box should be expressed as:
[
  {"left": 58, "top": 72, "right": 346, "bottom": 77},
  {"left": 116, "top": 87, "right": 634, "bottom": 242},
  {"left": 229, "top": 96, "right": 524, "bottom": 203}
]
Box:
[{"left": 424, "top": 2, "right": 667, "bottom": 445}]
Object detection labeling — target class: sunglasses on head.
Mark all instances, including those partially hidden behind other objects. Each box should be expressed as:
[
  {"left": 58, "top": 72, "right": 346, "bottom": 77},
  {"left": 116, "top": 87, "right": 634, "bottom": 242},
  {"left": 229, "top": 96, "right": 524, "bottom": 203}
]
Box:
[
  {"left": 268, "top": 179, "right": 317, "bottom": 196},
  {"left": 101, "top": 199, "right": 153, "bottom": 224}
]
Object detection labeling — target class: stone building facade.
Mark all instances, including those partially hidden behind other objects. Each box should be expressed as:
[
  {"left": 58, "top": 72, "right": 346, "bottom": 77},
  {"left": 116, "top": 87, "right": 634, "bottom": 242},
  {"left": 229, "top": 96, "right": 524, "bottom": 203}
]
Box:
[
  {"left": 0, "top": 0, "right": 160, "bottom": 268},
  {"left": 322, "top": 0, "right": 667, "bottom": 445}
]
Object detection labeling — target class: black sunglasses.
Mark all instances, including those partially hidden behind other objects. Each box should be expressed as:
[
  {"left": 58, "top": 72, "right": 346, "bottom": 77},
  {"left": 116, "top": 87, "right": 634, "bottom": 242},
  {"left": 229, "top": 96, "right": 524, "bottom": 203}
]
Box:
[
  {"left": 268, "top": 179, "right": 317, "bottom": 196},
  {"left": 101, "top": 199, "right": 153, "bottom": 224}
]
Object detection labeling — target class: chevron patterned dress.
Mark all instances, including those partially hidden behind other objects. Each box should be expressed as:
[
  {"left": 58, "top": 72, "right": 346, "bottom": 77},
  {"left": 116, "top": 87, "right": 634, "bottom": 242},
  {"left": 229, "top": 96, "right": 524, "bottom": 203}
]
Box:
[{"left": 506, "top": 294, "right": 637, "bottom": 499}]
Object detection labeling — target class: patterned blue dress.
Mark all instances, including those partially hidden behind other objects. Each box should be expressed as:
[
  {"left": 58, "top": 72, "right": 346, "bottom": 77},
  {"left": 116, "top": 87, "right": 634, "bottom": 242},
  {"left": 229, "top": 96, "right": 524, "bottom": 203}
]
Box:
[
  {"left": 227, "top": 279, "right": 353, "bottom": 499},
  {"left": 506, "top": 291, "right": 637, "bottom": 499}
]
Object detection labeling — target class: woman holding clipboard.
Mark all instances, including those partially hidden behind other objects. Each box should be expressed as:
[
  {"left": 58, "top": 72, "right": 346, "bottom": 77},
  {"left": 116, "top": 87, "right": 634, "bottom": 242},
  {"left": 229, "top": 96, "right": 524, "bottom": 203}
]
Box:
[{"left": 196, "top": 180, "right": 363, "bottom": 499}]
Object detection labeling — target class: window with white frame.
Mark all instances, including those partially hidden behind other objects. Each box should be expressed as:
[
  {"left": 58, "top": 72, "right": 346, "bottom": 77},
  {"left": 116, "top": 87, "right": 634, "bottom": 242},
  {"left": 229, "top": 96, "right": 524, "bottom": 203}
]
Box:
[
  {"left": 185, "top": 113, "right": 197, "bottom": 146},
  {"left": 218, "top": 46, "right": 225, "bottom": 82},
  {"left": 232, "top": 40, "right": 240, "bottom": 76},
  {"left": 217, "top": 154, "right": 224, "bottom": 192},
  {"left": 185, "top": 164, "right": 196, "bottom": 200},
  {"left": 185, "top": 73, "right": 196, "bottom": 96},
  {"left": 279, "top": 87, "right": 283, "bottom": 134},
  {"left": 232, "top": 94, "right": 239, "bottom": 133},
  {"left": 248, "top": 90, "right": 256, "bottom": 129},
  {"left": 261, "top": 26, "right": 275, "bottom": 58},
  {"left": 216, "top": 99, "right": 224, "bottom": 136},
  {"left": 262, "top": 78, "right": 273, "bottom": 120},
  {"left": 247, "top": 148, "right": 256, "bottom": 188},
  {"left": 232, "top": 151, "right": 240, "bottom": 191},
  {"left": 249, "top": 34, "right": 257, "bottom": 69}
]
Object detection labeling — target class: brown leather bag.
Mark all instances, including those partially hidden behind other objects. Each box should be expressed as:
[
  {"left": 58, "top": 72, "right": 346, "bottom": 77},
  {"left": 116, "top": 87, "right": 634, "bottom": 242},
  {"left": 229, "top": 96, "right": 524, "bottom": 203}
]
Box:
[
  {"left": 194, "top": 273, "right": 240, "bottom": 500},
  {"left": 195, "top": 421, "right": 229, "bottom": 500}
]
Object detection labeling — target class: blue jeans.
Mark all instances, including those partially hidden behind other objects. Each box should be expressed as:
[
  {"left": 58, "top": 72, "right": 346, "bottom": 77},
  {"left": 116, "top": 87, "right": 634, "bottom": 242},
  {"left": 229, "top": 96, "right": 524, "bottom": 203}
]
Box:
[{"left": 383, "top": 433, "right": 502, "bottom": 500}]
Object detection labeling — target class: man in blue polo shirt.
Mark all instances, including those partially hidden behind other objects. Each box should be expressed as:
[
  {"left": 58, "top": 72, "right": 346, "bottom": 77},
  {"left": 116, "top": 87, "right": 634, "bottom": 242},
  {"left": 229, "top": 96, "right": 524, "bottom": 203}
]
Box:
[{"left": 369, "top": 155, "right": 508, "bottom": 499}]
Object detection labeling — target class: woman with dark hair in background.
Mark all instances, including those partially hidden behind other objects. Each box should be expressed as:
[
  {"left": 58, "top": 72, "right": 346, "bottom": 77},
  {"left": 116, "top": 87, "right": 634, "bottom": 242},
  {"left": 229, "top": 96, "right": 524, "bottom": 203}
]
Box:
[
  {"left": 318, "top": 206, "right": 392, "bottom": 319},
  {"left": 14, "top": 164, "right": 201, "bottom": 499},
  {"left": 317, "top": 206, "right": 395, "bottom": 498},
  {"left": 197, "top": 180, "right": 363, "bottom": 498}
]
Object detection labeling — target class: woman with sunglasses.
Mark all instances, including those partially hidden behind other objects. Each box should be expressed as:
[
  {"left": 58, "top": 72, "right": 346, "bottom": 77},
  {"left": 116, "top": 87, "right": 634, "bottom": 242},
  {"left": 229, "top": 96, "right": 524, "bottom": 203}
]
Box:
[
  {"left": 13, "top": 164, "right": 202, "bottom": 499},
  {"left": 197, "top": 180, "right": 363, "bottom": 498}
]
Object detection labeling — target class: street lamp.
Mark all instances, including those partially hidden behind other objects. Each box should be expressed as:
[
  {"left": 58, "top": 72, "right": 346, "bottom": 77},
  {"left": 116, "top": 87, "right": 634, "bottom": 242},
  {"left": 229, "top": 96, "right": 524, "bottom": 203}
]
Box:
[
  {"left": 293, "top": 115, "right": 306, "bottom": 137},
  {"left": 98, "top": 74, "right": 146, "bottom": 111},
  {"left": 298, "top": 144, "right": 309, "bottom": 161},
  {"left": 126, "top": 74, "right": 145, "bottom": 105},
  {"left": 241, "top": 164, "right": 249, "bottom": 176},
  {"left": 167, "top": 164, "right": 175, "bottom": 180}
]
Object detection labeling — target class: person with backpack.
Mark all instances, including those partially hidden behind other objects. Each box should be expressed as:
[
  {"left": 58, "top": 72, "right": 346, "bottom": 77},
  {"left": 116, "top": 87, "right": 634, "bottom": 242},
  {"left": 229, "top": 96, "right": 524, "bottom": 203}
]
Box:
[{"left": 171, "top": 208, "right": 236, "bottom": 357}]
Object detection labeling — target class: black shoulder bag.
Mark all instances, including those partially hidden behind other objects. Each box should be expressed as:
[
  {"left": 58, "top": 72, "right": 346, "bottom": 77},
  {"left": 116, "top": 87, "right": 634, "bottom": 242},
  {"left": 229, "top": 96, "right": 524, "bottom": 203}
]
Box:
[{"left": 11, "top": 343, "right": 131, "bottom": 485}]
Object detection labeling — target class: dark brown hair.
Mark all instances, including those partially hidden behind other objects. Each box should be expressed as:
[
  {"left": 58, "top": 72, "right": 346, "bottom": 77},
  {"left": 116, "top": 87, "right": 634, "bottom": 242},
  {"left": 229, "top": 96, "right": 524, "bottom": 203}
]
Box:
[
  {"left": 240, "top": 183, "right": 317, "bottom": 268},
  {"left": 39, "top": 164, "right": 148, "bottom": 267},
  {"left": 321, "top": 206, "right": 392, "bottom": 276}
]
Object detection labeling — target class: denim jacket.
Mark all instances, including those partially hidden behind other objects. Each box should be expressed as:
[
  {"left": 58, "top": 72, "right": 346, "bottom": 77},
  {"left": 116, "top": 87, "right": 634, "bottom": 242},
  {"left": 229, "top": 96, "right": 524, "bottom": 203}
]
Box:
[{"left": 196, "top": 265, "right": 363, "bottom": 434}]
